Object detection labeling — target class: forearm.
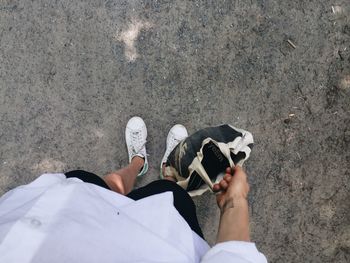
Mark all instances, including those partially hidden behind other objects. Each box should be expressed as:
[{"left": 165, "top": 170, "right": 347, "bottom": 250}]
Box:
[{"left": 216, "top": 197, "right": 250, "bottom": 243}]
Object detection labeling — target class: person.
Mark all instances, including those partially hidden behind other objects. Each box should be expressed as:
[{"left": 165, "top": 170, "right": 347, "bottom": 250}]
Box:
[{"left": 0, "top": 117, "right": 267, "bottom": 262}]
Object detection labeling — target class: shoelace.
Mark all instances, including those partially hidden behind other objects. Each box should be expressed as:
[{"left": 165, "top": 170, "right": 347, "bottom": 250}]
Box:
[{"left": 130, "top": 131, "right": 146, "bottom": 155}]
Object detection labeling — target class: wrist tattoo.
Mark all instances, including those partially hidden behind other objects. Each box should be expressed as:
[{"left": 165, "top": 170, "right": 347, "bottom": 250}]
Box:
[{"left": 221, "top": 198, "right": 234, "bottom": 214}]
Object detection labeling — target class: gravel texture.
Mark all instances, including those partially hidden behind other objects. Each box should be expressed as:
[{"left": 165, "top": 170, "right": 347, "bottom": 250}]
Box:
[{"left": 0, "top": 1, "right": 349, "bottom": 262}]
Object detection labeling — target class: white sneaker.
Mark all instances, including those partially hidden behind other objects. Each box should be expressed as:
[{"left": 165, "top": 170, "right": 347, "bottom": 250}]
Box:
[
  {"left": 125, "top": 116, "right": 148, "bottom": 177},
  {"left": 160, "top": 124, "right": 188, "bottom": 178}
]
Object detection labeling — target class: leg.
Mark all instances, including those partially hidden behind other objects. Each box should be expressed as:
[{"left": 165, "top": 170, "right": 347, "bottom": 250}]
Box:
[
  {"left": 104, "top": 156, "right": 144, "bottom": 195},
  {"left": 104, "top": 116, "right": 149, "bottom": 195},
  {"left": 162, "top": 164, "right": 176, "bottom": 182}
]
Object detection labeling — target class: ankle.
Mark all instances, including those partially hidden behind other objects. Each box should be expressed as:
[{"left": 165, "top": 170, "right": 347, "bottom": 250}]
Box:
[
  {"left": 131, "top": 156, "right": 145, "bottom": 169},
  {"left": 162, "top": 163, "right": 166, "bottom": 176},
  {"left": 164, "top": 176, "right": 177, "bottom": 182},
  {"left": 162, "top": 164, "right": 177, "bottom": 182}
]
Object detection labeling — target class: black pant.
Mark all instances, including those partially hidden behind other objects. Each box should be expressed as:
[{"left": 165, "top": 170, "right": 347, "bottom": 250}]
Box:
[{"left": 65, "top": 170, "right": 204, "bottom": 238}]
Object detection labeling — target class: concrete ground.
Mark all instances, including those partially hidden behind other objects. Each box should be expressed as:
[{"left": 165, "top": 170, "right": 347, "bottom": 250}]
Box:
[{"left": 1, "top": 0, "right": 349, "bottom": 262}]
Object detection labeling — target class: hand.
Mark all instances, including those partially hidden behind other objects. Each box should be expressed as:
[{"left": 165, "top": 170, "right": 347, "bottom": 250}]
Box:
[{"left": 213, "top": 166, "right": 249, "bottom": 212}]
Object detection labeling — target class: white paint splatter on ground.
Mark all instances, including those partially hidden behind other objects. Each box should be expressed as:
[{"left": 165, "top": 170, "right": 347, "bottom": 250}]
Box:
[
  {"left": 340, "top": 75, "right": 350, "bottom": 90},
  {"left": 93, "top": 128, "right": 105, "bottom": 138},
  {"left": 331, "top": 5, "right": 343, "bottom": 14},
  {"left": 116, "top": 20, "right": 152, "bottom": 62}
]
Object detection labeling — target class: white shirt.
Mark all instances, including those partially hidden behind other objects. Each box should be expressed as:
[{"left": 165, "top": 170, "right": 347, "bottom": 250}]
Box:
[{"left": 0, "top": 174, "right": 267, "bottom": 262}]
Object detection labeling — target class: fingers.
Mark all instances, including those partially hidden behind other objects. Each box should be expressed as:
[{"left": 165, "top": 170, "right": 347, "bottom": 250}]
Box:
[
  {"left": 213, "top": 183, "right": 221, "bottom": 192},
  {"left": 214, "top": 166, "right": 244, "bottom": 192},
  {"left": 223, "top": 173, "right": 232, "bottom": 182},
  {"left": 219, "top": 179, "right": 228, "bottom": 190},
  {"left": 213, "top": 180, "right": 228, "bottom": 192},
  {"left": 213, "top": 178, "right": 229, "bottom": 192}
]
